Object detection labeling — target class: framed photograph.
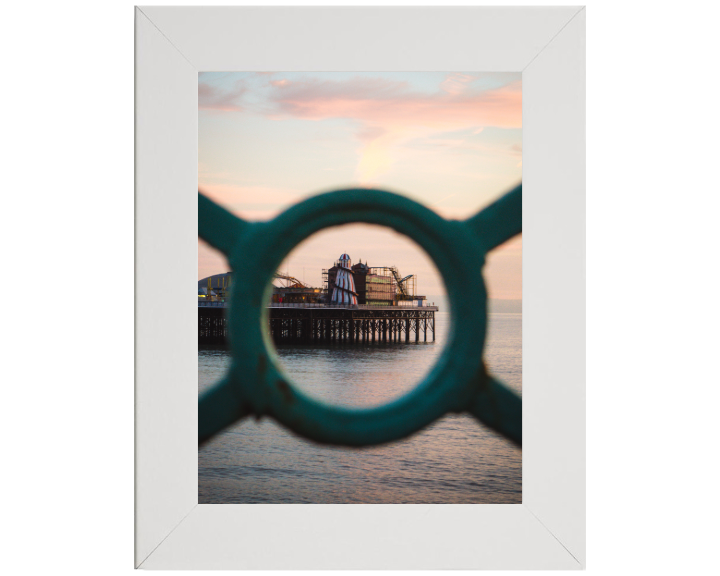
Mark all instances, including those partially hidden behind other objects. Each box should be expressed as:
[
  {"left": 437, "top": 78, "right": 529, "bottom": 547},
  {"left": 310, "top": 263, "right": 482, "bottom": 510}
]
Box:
[{"left": 136, "top": 6, "right": 585, "bottom": 569}]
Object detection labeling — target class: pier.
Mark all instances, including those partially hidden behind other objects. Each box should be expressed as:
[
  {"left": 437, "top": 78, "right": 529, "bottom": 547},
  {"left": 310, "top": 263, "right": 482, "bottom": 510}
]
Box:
[
  {"left": 198, "top": 252, "right": 437, "bottom": 347},
  {"left": 198, "top": 302, "right": 437, "bottom": 347}
]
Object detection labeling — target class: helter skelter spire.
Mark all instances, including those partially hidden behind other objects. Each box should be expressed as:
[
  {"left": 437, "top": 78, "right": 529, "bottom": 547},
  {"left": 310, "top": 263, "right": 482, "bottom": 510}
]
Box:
[{"left": 331, "top": 253, "right": 358, "bottom": 305}]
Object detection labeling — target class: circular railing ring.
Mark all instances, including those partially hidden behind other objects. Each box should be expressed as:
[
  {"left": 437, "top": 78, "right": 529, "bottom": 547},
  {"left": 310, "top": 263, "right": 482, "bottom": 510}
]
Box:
[{"left": 198, "top": 185, "right": 522, "bottom": 447}]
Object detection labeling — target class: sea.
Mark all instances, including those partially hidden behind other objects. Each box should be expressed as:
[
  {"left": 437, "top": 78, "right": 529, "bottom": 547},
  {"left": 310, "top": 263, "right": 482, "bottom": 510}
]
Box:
[{"left": 198, "top": 308, "right": 522, "bottom": 504}]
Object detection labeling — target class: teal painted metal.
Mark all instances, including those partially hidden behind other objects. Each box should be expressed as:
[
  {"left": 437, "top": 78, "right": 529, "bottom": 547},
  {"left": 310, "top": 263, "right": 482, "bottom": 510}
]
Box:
[{"left": 198, "top": 184, "right": 522, "bottom": 447}]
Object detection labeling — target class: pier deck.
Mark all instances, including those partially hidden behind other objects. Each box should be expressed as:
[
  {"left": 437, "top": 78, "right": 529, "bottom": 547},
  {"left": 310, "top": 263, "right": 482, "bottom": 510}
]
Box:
[{"left": 198, "top": 302, "right": 437, "bottom": 346}]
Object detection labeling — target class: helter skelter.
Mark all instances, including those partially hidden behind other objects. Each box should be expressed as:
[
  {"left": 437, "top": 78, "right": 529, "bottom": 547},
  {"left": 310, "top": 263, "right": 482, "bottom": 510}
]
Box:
[{"left": 330, "top": 253, "right": 358, "bottom": 305}]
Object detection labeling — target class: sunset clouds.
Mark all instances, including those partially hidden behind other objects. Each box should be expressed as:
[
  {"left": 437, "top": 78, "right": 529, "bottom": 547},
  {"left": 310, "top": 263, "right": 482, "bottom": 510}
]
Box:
[
  {"left": 198, "top": 71, "right": 522, "bottom": 298},
  {"left": 267, "top": 74, "right": 521, "bottom": 129},
  {"left": 198, "top": 80, "right": 246, "bottom": 111},
  {"left": 199, "top": 72, "right": 521, "bottom": 183},
  {"left": 265, "top": 74, "right": 519, "bottom": 182}
]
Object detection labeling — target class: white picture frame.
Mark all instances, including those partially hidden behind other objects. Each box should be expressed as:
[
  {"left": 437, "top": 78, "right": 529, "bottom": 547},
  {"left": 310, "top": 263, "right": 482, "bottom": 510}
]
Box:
[{"left": 135, "top": 6, "right": 585, "bottom": 569}]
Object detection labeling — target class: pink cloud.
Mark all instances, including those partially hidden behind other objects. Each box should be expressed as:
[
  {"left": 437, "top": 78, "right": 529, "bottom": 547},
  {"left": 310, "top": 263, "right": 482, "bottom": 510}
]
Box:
[
  {"left": 198, "top": 82, "right": 246, "bottom": 111},
  {"left": 265, "top": 74, "right": 521, "bottom": 183},
  {"left": 440, "top": 73, "right": 477, "bottom": 95},
  {"left": 268, "top": 75, "right": 521, "bottom": 130}
]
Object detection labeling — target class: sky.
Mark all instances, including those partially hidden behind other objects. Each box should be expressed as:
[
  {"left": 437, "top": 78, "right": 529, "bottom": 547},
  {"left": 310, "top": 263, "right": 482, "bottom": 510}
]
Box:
[{"left": 198, "top": 71, "right": 522, "bottom": 299}]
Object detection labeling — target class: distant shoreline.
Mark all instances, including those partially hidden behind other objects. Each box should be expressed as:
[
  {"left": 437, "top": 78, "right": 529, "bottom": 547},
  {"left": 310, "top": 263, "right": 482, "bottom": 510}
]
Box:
[
  {"left": 425, "top": 296, "right": 522, "bottom": 315},
  {"left": 488, "top": 299, "right": 522, "bottom": 314}
]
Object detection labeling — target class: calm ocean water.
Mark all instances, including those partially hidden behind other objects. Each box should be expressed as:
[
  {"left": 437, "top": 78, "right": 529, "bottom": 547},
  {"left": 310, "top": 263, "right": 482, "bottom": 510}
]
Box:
[{"left": 198, "top": 311, "right": 522, "bottom": 503}]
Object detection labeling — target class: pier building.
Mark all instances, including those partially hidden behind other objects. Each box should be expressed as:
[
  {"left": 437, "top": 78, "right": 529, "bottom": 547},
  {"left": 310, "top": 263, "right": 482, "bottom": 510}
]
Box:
[{"left": 198, "top": 253, "right": 436, "bottom": 346}]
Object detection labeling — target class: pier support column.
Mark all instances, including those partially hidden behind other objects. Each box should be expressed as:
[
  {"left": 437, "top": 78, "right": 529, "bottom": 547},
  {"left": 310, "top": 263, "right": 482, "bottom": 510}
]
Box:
[
  {"left": 349, "top": 317, "right": 354, "bottom": 343},
  {"left": 424, "top": 317, "right": 427, "bottom": 342}
]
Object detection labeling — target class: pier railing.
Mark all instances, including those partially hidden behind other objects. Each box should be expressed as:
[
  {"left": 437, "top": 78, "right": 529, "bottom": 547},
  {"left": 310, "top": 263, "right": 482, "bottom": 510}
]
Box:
[
  {"left": 268, "top": 302, "right": 438, "bottom": 310},
  {"left": 197, "top": 300, "right": 227, "bottom": 308},
  {"left": 199, "top": 300, "right": 439, "bottom": 311},
  {"left": 198, "top": 184, "right": 522, "bottom": 447}
]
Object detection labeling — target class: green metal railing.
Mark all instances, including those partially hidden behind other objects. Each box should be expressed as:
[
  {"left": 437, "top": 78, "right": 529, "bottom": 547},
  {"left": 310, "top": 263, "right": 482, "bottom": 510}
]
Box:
[{"left": 198, "top": 184, "right": 522, "bottom": 447}]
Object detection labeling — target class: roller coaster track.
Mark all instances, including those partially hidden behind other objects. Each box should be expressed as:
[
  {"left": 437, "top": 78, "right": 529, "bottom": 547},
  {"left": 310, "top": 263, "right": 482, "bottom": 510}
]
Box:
[
  {"left": 274, "top": 272, "right": 308, "bottom": 288},
  {"left": 390, "top": 268, "right": 413, "bottom": 297}
]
